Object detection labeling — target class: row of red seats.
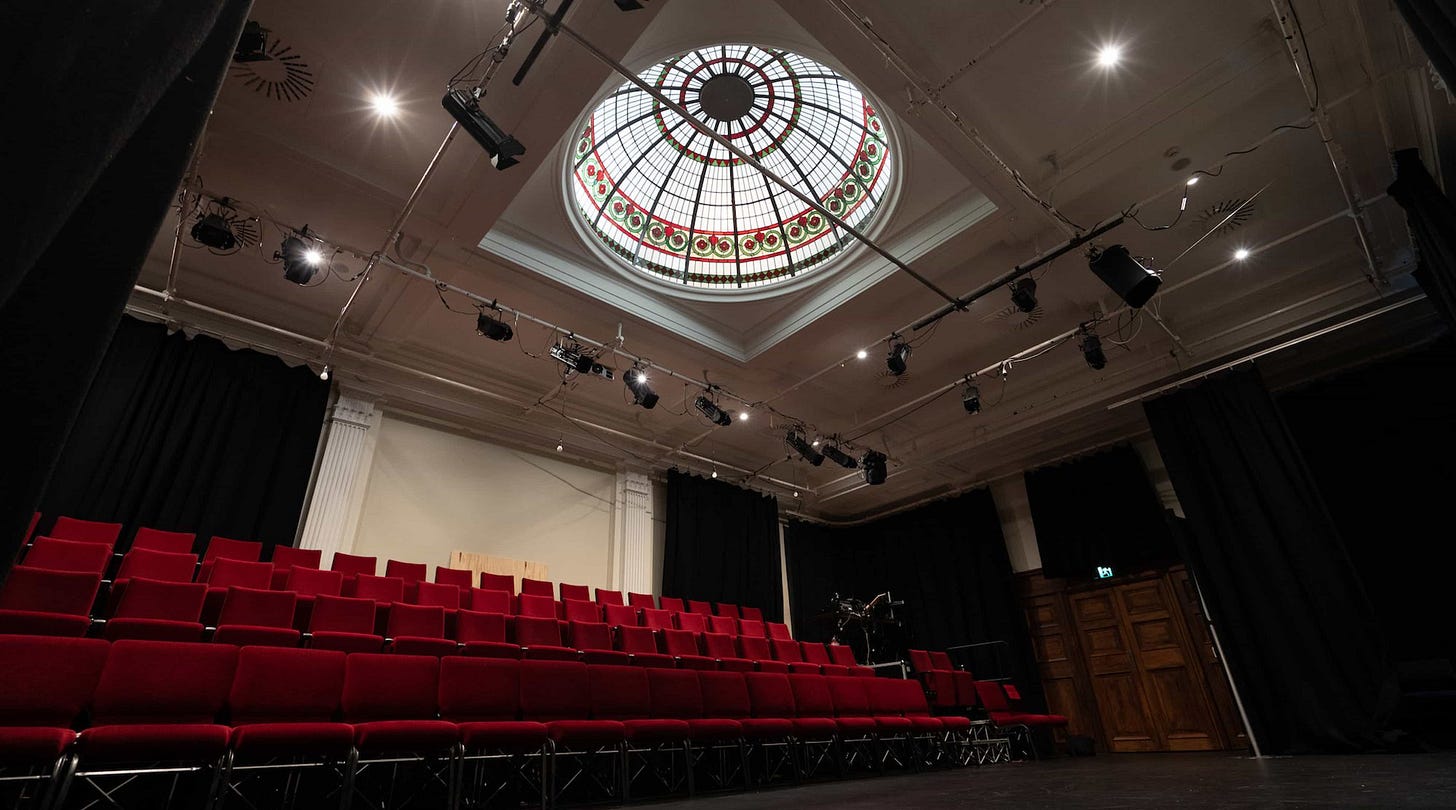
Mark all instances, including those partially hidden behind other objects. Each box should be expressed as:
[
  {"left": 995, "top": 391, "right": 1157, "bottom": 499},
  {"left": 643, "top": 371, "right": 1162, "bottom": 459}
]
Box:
[
  {"left": 0, "top": 636, "right": 977, "bottom": 807},
  {"left": 908, "top": 649, "right": 1067, "bottom": 731}
]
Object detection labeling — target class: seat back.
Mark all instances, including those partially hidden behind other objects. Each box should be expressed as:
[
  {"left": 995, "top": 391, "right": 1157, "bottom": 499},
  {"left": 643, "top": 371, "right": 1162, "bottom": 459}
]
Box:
[
  {"left": 788, "top": 674, "right": 834, "bottom": 718},
  {"left": 270, "top": 545, "right": 322, "bottom": 572},
  {"left": 929, "top": 650, "right": 958, "bottom": 671},
  {"left": 478, "top": 571, "right": 515, "bottom": 594},
  {"left": 49, "top": 516, "right": 122, "bottom": 546},
  {"left": 739, "top": 605, "right": 764, "bottom": 621},
  {"left": 230, "top": 646, "right": 345, "bottom": 723},
  {"left": 627, "top": 592, "right": 656, "bottom": 610},
  {"left": 676, "top": 612, "right": 708, "bottom": 633},
  {"left": 595, "top": 588, "right": 625, "bottom": 606},
  {"left": 515, "top": 615, "right": 564, "bottom": 647},
  {"left": 0, "top": 566, "right": 100, "bottom": 615},
  {"left": 23, "top": 537, "right": 111, "bottom": 574},
  {"left": 698, "top": 671, "right": 752, "bottom": 719},
  {"left": 906, "top": 649, "right": 934, "bottom": 674},
  {"left": 1003, "top": 683, "right": 1023, "bottom": 702},
  {"left": 414, "top": 581, "right": 460, "bottom": 610},
  {"left": 738, "top": 619, "right": 765, "bottom": 638},
  {"left": 131, "top": 528, "right": 197, "bottom": 554},
  {"left": 330, "top": 552, "right": 377, "bottom": 577},
  {"left": 91, "top": 640, "right": 237, "bottom": 724},
  {"left": 738, "top": 635, "right": 772, "bottom": 661},
  {"left": 766, "top": 622, "right": 791, "bottom": 640},
  {"left": 661, "top": 628, "right": 702, "bottom": 657},
  {"left": 113, "top": 577, "right": 206, "bottom": 620},
  {"left": 743, "top": 672, "right": 796, "bottom": 718},
  {"left": 455, "top": 609, "right": 508, "bottom": 644},
  {"left": 434, "top": 566, "right": 473, "bottom": 590},
  {"left": 388, "top": 602, "right": 446, "bottom": 639},
  {"left": 203, "top": 536, "right": 262, "bottom": 563},
  {"left": 801, "top": 642, "right": 833, "bottom": 666},
  {"left": 570, "top": 621, "right": 613, "bottom": 652},
  {"left": 603, "top": 603, "right": 638, "bottom": 628},
  {"left": 519, "top": 660, "right": 589, "bottom": 721},
  {"left": 715, "top": 603, "right": 740, "bottom": 619},
  {"left": 562, "top": 598, "right": 601, "bottom": 624},
  {"left": 702, "top": 632, "right": 738, "bottom": 659},
  {"left": 309, "top": 595, "right": 376, "bottom": 634},
  {"left": 516, "top": 593, "right": 558, "bottom": 619},
  {"left": 586, "top": 664, "right": 650, "bottom": 719},
  {"left": 384, "top": 559, "right": 427, "bottom": 584},
  {"left": 974, "top": 681, "right": 1011, "bottom": 712},
  {"left": 658, "top": 596, "right": 685, "bottom": 613},
  {"left": 286, "top": 566, "right": 344, "bottom": 597},
  {"left": 828, "top": 644, "right": 858, "bottom": 667},
  {"left": 861, "top": 677, "right": 901, "bottom": 716},
  {"left": 686, "top": 599, "right": 713, "bottom": 615},
  {"left": 0, "top": 635, "right": 110, "bottom": 727},
  {"left": 439, "top": 657, "right": 520, "bottom": 721},
  {"left": 558, "top": 583, "right": 590, "bottom": 602},
  {"left": 207, "top": 558, "right": 273, "bottom": 589},
  {"left": 218, "top": 586, "right": 296, "bottom": 628},
  {"left": 341, "top": 653, "right": 439, "bottom": 722},
  {"left": 647, "top": 668, "right": 702, "bottom": 718},
  {"left": 770, "top": 638, "right": 803, "bottom": 663},
  {"left": 642, "top": 608, "right": 674, "bottom": 631},
  {"left": 826, "top": 676, "right": 872, "bottom": 717},
  {"left": 519, "top": 577, "right": 554, "bottom": 597},
  {"left": 468, "top": 588, "right": 511, "bottom": 614},
  {"left": 616, "top": 625, "right": 659, "bottom": 655},
  {"left": 354, "top": 574, "right": 404, "bottom": 604},
  {"left": 708, "top": 615, "right": 737, "bottom": 635},
  {"left": 882, "top": 677, "right": 934, "bottom": 716},
  {"left": 116, "top": 548, "right": 198, "bottom": 583}
]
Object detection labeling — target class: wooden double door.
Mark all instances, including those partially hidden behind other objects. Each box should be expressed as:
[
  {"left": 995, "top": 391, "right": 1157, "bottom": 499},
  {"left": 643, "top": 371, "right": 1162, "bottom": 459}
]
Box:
[{"left": 1022, "top": 568, "right": 1247, "bottom": 753}]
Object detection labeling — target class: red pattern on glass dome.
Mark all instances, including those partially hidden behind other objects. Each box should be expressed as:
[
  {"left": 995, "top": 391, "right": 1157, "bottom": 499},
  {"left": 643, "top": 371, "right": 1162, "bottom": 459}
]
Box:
[{"left": 569, "top": 45, "right": 892, "bottom": 290}]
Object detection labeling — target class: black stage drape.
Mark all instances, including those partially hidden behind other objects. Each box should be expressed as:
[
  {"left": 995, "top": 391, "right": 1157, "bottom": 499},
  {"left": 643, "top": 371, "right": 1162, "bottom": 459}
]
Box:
[
  {"left": 1144, "top": 365, "right": 1395, "bottom": 754},
  {"left": 1024, "top": 444, "right": 1178, "bottom": 580},
  {"left": 662, "top": 471, "right": 783, "bottom": 621},
  {"left": 1394, "top": 1, "right": 1456, "bottom": 91},
  {"left": 36, "top": 317, "right": 328, "bottom": 556},
  {"left": 0, "top": 0, "right": 253, "bottom": 579},
  {"left": 1388, "top": 149, "right": 1456, "bottom": 332},
  {"left": 783, "top": 490, "right": 1034, "bottom": 689},
  {"left": 1279, "top": 335, "right": 1456, "bottom": 666}
]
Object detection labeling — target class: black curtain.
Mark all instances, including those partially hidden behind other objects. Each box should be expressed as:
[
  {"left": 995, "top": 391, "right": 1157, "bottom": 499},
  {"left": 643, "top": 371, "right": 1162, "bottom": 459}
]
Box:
[
  {"left": 1278, "top": 335, "right": 1456, "bottom": 666},
  {"left": 1025, "top": 444, "right": 1179, "bottom": 580},
  {"left": 36, "top": 316, "right": 329, "bottom": 556},
  {"left": 0, "top": 0, "right": 253, "bottom": 579},
  {"left": 1144, "top": 365, "right": 1396, "bottom": 754},
  {"left": 662, "top": 471, "right": 783, "bottom": 621},
  {"left": 1388, "top": 149, "right": 1456, "bottom": 333},
  {"left": 1394, "top": 1, "right": 1456, "bottom": 92},
  {"left": 783, "top": 490, "right": 1035, "bottom": 690}
]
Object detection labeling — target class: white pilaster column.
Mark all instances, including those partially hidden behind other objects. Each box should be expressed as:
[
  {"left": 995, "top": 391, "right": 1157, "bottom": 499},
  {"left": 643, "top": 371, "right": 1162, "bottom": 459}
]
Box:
[
  {"left": 298, "top": 394, "right": 378, "bottom": 563},
  {"left": 1133, "top": 436, "right": 1184, "bottom": 517},
  {"left": 614, "top": 469, "right": 654, "bottom": 594},
  {"left": 990, "top": 473, "right": 1043, "bottom": 573}
]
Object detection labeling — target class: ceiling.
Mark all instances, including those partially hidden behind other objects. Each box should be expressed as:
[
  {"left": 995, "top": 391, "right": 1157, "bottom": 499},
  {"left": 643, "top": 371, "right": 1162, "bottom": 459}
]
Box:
[{"left": 131, "top": 0, "right": 1450, "bottom": 522}]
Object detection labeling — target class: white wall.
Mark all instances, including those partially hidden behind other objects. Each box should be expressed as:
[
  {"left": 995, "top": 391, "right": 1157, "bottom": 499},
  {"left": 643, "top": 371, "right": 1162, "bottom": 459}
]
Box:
[
  {"left": 351, "top": 412, "right": 617, "bottom": 589},
  {"left": 990, "top": 474, "right": 1042, "bottom": 573}
]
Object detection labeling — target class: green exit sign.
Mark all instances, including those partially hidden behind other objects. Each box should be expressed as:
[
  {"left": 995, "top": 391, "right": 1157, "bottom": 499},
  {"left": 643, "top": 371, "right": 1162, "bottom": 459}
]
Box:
[{"left": 1096, "top": 565, "right": 1114, "bottom": 579}]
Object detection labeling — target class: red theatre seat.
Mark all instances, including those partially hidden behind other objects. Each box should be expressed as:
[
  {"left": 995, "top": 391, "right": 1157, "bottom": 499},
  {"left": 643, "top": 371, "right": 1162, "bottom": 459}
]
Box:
[
  {"left": 559, "top": 583, "right": 590, "bottom": 602},
  {"left": 268, "top": 546, "right": 322, "bottom": 590},
  {"left": 590, "top": 665, "right": 689, "bottom": 758},
  {"left": 387, "top": 603, "right": 455, "bottom": 657},
  {"left": 828, "top": 643, "right": 876, "bottom": 677},
  {"left": 105, "top": 577, "right": 207, "bottom": 642},
  {"left": 715, "top": 603, "right": 740, "bottom": 619},
  {"left": 738, "top": 636, "right": 788, "bottom": 673},
  {"left": 308, "top": 595, "right": 383, "bottom": 653},
  {"left": 696, "top": 671, "right": 755, "bottom": 744},
  {"left": 702, "top": 632, "right": 755, "bottom": 672},
  {"left": 595, "top": 588, "right": 625, "bottom": 606},
  {"left": 439, "top": 657, "right": 549, "bottom": 755},
  {"left": 802, "top": 642, "right": 848, "bottom": 675},
  {"left": 686, "top": 599, "right": 714, "bottom": 616},
  {"left": 414, "top": 581, "right": 461, "bottom": 611},
  {"left": 198, "top": 536, "right": 263, "bottom": 582},
  {"left": 520, "top": 660, "right": 625, "bottom": 764},
  {"left": 468, "top": 587, "right": 512, "bottom": 615},
  {"left": 519, "top": 577, "right": 554, "bottom": 598},
  {"left": 384, "top": 560, "right": 427, "bottom": 601},
  {"left": 642, "top": 608, "right": 674, "bottom": 631},
  {"left": 478, "top": 571, "right": 515, "bottom": 594},
  {"left": 658, "top": 596, "right": 686, "bottom": 613},
  {"left": 213, "top": 586, "right": 301, "bottom": 647},
  {"left": 130, "top": 527, "right": 196, "bottom": 554},
  {"left": 341, "top": 654, "right": 457, "bottom": 763},
  {"left": 329, "top": 552, "right": 377, "bottom": 582},
  {"left": 708, "top": 615, "right": 738, "bottom": 636},
  {"left": 603, "top": 603, "right": 639, "bottom": 628},
  {"left": 455, "top": 609, "right": 519, "bottom": 659},
  {"left": 562, "top": 598, "right": 601, "bottom": 624},
  {"left": 929, "top": 650, "right": 977, "bottom": 706},
  {"left": 741, "top": 673, "right": 798, "bottom": 740},
  {"left": 662, "top": 628, "right": 716, "bottom": 671},
  {"left": 515, "top": 593, "right": 558, "bottom": 619},
  {"left": 975, "top": 681, "right": 1068, "bottom": 728},
  {"left": 21, "top": 537, "right": 111, "bottom": 575},
  {"left": 615, "top": 625, "right": 675, "bottom": 669},
  {"left": 787, "top": 675, "right": 840, "bottom": 742},
  {"left": 738, "top": 619, "right": 766, "bottom": 638},
  {"left": 627, "top": 592, "right": 656, "bottom": 610},
  {"left": 202, "top": 558, "right": 273, "bottom": 624},
  {"left": 766, "top": 622, "right": 792, "bottom": 641},
  {"left": 0, "top": 567, "right": 100, "bottom": 637},
  {"left": 515, "top": 616, "right": 578, "bottom": 662},
  {"left": 570, "top": 621, "right": 630, "bottom": 665},
  {"left": 433, "top": 566, "right": 473, "bottom": 590},
  {"left": 676, "top": 612, "right": 708, "bottom": 634},
  {"left": 739, "top": 605, "right": 764, "bottom": 622},
  {"left": 48, "top": 516, "right": 122, "bottom": 547},
  {"left": 771, "top": 638, "right": 819, "bottom": 674},
  {"left": 353, "top": 574, "right": 405, "bottom": 607},
  {"left": 227, "top": 646, "right": 352, "bottom": 764},
  {"left": 0, "top": 635, "right": 109, "bottom": 776}
]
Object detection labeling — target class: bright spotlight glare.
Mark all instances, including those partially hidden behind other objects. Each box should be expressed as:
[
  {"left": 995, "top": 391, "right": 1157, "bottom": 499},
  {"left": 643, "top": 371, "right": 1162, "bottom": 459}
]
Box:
[
  {"left": 1097, "top": 44, "right": 1123, "bottom": 68},
  {"left": 1186, "top": 176, "right": 1199, "bottom": 186},
  {"left": 738, "top": 411, "right": 749, "bottom": 422},
  {"left": 855, "top": 349, "right": 868, "bottom": 360},
  {"left": 1234, "top": 248, "right": 1251, "bottom": 261},
  {"left": 303, "top": 248, "right": 324, "bottom": 265},
  {"left": 371, "top": 93, "right": 399, "bottom": 117}
]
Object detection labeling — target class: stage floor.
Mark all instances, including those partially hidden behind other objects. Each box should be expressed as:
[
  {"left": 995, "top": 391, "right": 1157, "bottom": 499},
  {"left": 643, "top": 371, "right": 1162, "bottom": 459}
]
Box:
[{"left": 648, "top": 751, "right": 1456, "bottom": 808}]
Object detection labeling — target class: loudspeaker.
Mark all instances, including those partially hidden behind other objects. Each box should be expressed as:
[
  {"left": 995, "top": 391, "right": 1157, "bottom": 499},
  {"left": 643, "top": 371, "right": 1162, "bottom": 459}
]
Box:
[{"left": 1088, "top": 245, "right": 1161, "bottom": 308}]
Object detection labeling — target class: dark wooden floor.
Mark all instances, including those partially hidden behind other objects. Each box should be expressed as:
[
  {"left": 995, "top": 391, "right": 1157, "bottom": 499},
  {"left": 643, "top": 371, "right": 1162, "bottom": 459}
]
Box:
[{"left": 646, "top": 752, "right": 1456, "bottom": 808}]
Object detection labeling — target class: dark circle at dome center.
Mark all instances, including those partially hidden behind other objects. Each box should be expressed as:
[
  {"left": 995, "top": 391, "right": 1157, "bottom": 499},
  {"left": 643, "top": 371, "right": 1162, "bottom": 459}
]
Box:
[{"left": 698, "top": 74, "right": 756, "bottom": 121}]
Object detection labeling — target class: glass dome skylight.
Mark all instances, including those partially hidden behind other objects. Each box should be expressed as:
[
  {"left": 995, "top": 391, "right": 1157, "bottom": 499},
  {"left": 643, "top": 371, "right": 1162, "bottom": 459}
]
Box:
[{"left": 569, "top": 44, "right": 893, "bottom": 290}]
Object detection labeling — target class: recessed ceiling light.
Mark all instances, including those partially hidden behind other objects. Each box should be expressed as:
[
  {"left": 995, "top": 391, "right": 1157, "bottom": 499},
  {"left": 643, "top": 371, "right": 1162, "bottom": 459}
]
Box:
[
  {"left": 370, "top": 93, "right": 399, "bottom": 117},
  {"left": 1097, "top": 44, "right": 1123, "bottom": 68},
  {"left": 855, "top": 349, "right": 868, "bottom": 360},
  {"left": 1234, "top": 248, "right": 1251, "bottom": 261}
]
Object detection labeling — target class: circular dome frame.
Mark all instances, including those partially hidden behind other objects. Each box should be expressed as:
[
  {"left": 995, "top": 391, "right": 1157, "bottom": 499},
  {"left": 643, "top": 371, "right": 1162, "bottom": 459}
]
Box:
[{"left": 564, "top": 43, "right": 900, "bottom": 298}]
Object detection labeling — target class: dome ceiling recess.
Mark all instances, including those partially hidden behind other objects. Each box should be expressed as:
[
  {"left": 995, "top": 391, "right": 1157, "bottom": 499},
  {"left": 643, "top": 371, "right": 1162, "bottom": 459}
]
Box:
[{"left": 569, "top": 44, "right": 894, "bottom": 290}]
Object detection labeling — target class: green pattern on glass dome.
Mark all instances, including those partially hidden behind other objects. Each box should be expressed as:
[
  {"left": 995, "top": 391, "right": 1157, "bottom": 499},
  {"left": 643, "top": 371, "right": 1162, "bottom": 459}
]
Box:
[{"left": 570, "top": 44, "right": 892, "bottom": 290}]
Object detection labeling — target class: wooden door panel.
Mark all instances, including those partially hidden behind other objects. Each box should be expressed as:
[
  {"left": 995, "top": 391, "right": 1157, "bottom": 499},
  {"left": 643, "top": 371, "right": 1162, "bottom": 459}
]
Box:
[
  {"left": 1145, "top": 667, "right": 1221, "bottom": 750},
  {"left": 1072, "top": 592, "right": 1116, "bottom": 624},
  {"left": 1088, "top": 673, "right": 1159, "bottom": 751}
]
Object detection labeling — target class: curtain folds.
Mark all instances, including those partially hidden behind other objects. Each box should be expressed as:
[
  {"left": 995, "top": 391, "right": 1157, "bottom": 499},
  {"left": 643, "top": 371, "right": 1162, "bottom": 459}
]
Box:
[
  {"left": 1143, "top": 364, "right": 1396, "bottom": 754},
  {"left": 37, "top": 317, "right": 329, "bottom": 556},
  {"left": 0, "top": 0, "right": 254, "bottom": 577},
  {"left": 662, "top": 470, "right": 783, "bottom": 621}
]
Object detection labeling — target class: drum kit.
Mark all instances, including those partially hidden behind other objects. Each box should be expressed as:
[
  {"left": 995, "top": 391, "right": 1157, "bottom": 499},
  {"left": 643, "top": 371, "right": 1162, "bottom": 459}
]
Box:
[{"left": 815, "top": 591, "right": 906, "bottom": 664}]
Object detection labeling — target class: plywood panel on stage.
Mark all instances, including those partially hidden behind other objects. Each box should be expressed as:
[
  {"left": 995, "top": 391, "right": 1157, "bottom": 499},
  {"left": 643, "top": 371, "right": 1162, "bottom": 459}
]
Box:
[{"left": 449, "top": 551, "right": 549, "bottom": 592}]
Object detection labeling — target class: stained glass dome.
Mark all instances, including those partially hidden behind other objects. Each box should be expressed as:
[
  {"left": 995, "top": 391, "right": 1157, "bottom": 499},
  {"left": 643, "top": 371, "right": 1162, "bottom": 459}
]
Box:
[{"left": 569, "top": 45, "right": 894, "bottom": 290}]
